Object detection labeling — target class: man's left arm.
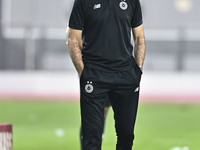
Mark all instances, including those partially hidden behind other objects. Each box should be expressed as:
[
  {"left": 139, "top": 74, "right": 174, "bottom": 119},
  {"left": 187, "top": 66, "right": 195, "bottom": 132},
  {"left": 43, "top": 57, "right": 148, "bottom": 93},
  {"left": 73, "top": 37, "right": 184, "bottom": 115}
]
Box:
[{"left": 132, "top": 24, "right": 146, "bottom": 69}]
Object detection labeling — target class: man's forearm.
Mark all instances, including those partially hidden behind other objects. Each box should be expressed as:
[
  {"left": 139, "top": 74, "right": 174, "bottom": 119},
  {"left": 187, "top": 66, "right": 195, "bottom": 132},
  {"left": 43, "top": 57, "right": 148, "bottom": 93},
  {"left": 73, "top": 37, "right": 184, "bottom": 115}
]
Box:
[
  {"left": 67, "top": 38, "right": 84, "bottom": 77},
  {"left": 134, "top": 37, "right": 145, "bottom": 68},
  {"left": 66, "top": 28, "right": 84, "bottom": 77}
]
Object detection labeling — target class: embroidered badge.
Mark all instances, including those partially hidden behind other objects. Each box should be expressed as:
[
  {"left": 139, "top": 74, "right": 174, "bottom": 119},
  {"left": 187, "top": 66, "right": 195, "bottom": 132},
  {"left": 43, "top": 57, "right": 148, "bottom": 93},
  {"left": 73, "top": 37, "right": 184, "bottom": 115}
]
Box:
[
  {"left": 119, "top": 0, "right": 128, "bottom": 10},
  {"left": 85, "top": 81, "right": 94, "bottom": 93}
]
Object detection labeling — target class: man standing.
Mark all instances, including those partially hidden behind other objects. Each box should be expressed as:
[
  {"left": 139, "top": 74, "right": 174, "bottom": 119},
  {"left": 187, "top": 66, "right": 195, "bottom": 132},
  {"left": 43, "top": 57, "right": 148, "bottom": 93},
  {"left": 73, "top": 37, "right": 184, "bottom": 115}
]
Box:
[{"left": 67, "top": 0, "right": 145, "bottom": 149}]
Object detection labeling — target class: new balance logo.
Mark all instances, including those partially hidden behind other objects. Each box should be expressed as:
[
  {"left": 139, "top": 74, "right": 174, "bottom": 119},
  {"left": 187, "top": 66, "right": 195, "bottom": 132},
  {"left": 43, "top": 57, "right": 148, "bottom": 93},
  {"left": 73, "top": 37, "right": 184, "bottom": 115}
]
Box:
[
  {"left": 94, "top": 4, "right": 101, "bottom": 9},
  {"left": 134, "top": 87, "right": 140, "bottom": 92}
]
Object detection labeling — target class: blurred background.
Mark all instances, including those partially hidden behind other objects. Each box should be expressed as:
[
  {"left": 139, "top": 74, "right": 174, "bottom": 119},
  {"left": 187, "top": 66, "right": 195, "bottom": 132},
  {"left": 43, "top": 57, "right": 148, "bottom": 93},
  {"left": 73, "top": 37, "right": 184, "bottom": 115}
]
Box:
[
  {"left": 0, "top": 0, "right": 200, "bottom": 150},
  {"left": 0, "top": 0, "right": 200, "bottom": 101}
]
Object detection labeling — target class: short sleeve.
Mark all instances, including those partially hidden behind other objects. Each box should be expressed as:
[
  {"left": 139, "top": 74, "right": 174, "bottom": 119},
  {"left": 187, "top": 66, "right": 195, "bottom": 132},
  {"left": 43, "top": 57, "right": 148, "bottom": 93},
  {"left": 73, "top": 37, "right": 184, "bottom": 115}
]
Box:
[
  {"left": 68, "top": 0, "right": 85, "bottom": 30},
  {"left": 131, "top": 0, "right": 143, "bottom": 28}
]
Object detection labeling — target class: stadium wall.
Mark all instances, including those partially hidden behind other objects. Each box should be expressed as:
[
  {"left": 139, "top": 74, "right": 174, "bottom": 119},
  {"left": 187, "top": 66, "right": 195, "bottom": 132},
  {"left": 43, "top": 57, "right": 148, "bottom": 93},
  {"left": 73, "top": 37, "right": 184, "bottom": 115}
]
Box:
[{"left": 0, "top": 71, "right": 199, "bottom": 103}]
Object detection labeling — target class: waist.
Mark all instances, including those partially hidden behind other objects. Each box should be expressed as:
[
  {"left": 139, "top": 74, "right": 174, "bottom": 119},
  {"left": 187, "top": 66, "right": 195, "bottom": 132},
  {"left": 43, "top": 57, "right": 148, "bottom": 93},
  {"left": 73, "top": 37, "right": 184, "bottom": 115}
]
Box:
[{"left": 83, "top": 57, "right": 136, "bottom": 73}]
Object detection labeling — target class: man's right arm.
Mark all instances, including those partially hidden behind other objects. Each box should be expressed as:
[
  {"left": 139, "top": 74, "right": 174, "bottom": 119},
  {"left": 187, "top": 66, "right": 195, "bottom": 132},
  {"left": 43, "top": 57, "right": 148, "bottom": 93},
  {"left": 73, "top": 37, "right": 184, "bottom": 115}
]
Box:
[{"left": 66, "top": 27, "right": 84, "bottom": 77}]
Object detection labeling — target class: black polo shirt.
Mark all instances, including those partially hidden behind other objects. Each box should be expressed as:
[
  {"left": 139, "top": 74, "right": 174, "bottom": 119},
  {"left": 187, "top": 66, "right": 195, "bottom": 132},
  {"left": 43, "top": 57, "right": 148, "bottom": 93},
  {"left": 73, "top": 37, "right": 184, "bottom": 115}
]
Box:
[{"left": 69, "top": 0, "right": 143, "bottom": 72}]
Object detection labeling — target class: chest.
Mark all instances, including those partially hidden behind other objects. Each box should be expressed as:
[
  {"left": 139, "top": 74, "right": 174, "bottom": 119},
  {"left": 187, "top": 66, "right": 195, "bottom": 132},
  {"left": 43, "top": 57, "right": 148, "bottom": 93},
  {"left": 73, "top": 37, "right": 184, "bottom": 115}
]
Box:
[{"left": 85, "top": 0, "right": 135, "bottom": 24}]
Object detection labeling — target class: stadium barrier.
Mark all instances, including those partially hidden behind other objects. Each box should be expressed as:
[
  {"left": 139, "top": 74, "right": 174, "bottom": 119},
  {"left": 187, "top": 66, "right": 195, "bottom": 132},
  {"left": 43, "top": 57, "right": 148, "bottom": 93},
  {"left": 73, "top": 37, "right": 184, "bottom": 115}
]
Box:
[{"left": 0, "top": 71, "right": 200, "bottom": 103}]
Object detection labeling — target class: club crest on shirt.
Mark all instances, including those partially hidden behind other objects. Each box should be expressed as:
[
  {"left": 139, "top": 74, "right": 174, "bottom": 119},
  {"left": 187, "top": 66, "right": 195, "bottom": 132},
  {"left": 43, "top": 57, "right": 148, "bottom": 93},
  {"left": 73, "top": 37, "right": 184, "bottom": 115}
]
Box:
[
  {"left": 119, "top": 0, "right": 128, "bottom": 10},
  {"left": 85, "top": 81, "right": 94, "bottom": 93}
]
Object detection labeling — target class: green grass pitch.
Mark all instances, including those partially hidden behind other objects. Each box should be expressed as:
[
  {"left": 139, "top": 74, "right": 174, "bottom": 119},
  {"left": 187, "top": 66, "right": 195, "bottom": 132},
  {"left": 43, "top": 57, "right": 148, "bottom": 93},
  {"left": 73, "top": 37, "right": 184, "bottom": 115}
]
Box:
[{"left": 0, "top": 101, "right": 200, "bottom": 150}]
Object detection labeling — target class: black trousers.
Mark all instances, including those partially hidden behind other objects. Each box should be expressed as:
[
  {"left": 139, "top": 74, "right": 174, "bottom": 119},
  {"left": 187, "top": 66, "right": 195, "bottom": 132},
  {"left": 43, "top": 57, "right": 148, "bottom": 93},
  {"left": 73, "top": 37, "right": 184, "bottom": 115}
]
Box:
[{"left": 80, "top": 64, "right": 142, "bottom": 150}]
